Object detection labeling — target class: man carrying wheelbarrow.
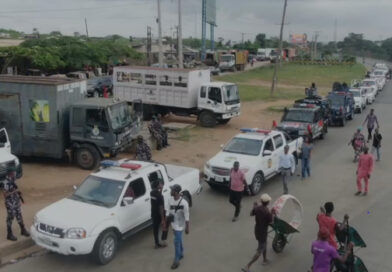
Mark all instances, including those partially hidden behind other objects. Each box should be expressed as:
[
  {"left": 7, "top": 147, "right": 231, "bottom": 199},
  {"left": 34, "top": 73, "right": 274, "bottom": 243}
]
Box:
[{"left": 242, "top": 194, "right": 273, "bottom": 272}]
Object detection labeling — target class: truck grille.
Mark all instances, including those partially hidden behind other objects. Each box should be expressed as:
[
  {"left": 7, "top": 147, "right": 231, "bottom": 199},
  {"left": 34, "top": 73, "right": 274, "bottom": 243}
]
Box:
[
  {"left": 212, "top": 167, "right": 230, "bottom": 176},
  {"left": 38, "top": 223, "right": 64, "bottom": 238},
  {"left": 0, "top": 160, "right": 15, "bottom": 178}
]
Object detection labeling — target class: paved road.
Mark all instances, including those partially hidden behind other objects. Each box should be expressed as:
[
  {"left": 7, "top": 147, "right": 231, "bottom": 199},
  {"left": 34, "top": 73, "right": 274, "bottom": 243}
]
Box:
[{"left": 2, "top": 82, "right": 391, "bottom": 272}]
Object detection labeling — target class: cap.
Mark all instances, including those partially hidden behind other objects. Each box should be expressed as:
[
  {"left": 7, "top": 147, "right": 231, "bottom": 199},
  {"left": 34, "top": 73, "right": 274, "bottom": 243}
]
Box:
[
  {"left": 170, "top": 184, "right": 182, "bottom": 193},
  {"left": 260, "top": 193, "right": 272, "bottom": 203},
  {"left": 318, "top": 227, "right": 330, "bottom": 240}
]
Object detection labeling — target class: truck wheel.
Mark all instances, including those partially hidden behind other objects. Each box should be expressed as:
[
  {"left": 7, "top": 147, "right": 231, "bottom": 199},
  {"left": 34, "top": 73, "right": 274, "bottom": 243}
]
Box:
[
  {"left": 75, "top": 145, "right": 100, "bottom": 170},
  {"left": 250, "top": 172, "right": 264, "bottom": 195},
  {"left": 218, "top": 119, "right": 230, "bottom": 125},
  {"left": 92, "top": 230, "right": 118, "bottom": 265},
  {"left": 199, "top": 111, "right": 216, "bottom": 128}
]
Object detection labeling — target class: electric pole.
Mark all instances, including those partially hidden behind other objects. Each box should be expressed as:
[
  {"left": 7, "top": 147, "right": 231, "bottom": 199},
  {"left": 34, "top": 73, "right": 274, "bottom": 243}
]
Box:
[
  {"left": 271, "top": 0, "right": 288, "bottom": 95},
  {"left": 178, "top": 0, "right": 183, "bottom": 68},
  {"left": 147, "top": 26, "right": 152, "bottom": 66},
  {"left": 241, "top": 32, "right": 245, "bottom": 49},
  {"left": 84, "top": 18, "right": 89, "bottom": 39},
  {"left": 157, "top": 0, "right": 163, "bottom": 67}
]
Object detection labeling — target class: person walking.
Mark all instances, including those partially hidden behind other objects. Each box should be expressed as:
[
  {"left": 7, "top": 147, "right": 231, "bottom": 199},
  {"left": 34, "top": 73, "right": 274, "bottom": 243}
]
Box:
[
  {"left": 355, "top": 146, "right": 374, "bottom": 196},
  {"left": 279, "top": 145, "right": 295, "bottom": 194},
  {"left": 150, "top": 180, "right": 167, "bottom": 249},
  {"left": 0, "top": 168, "right": 30, "bottom": 241},
  {"left": 371, "top": 128, "right": 382, "bottom": 161},
  {"left": 311, "top": 228, "right": 353, "bottom": 272},
  {"left": 242, "top": 194, "right": 273, "bottom": 272},
  {"left": 167, "top": 184, "right": 189, "bottom": 270},
  {"left": 301, "top": 136, "right": 313, "bottom": 179},
  {"left": 229, "top": 161, "right": 247, "bottom": 222},
  {"left": 362, "top": 109, "right": 379, "bottom": 142},
  {"left": 135, "top": 135, "right": 152, "bottom": 161}
]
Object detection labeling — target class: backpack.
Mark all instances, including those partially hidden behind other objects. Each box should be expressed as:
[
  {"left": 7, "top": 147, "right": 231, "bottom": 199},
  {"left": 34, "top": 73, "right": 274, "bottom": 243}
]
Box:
[{"left": 181, "top": 190, "right": 192, "bottom": 207}]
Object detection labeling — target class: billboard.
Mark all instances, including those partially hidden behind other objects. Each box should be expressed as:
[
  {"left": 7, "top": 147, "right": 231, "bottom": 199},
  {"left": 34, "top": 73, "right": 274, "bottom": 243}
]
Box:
[
  {"left": 206, "top": 0, "right": 216, "bottom": 26},
  {"left": 290, "top": 34, "right": 307, "bottom": 46}
]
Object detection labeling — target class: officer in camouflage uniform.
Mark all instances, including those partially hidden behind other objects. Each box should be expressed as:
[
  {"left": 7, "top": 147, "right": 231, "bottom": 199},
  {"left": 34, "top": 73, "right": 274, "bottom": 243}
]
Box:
[
  {"left": 135, "top": 135, "right": 152, "bottom": 161},
  {"left": 157, "top": 114, "right": 169, "bottom": 147},
  {"left": 148, "top": 116, "right": 164, "bottom": 150},
  {"left": 0, "top": 168, "right": 30, "bottom": 241}
]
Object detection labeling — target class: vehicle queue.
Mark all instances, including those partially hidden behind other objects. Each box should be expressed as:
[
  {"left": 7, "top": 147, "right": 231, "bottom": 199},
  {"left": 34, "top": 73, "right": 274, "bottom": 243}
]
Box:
[{"left": 1, "top": 62, "right": 388, "bottom": 271}]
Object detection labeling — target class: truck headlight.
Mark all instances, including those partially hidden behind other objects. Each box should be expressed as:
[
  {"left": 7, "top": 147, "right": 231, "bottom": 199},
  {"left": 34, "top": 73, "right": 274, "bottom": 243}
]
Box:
[{"left": 65, "top": 228, "right": 87, "bottom": 239}]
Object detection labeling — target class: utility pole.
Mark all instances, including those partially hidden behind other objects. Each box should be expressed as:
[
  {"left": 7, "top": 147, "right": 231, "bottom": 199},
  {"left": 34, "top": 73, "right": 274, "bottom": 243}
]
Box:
[
  {"left": 84, "top": 18, "right": 89, "bottom": 39},
  {"left": 157, "top": 0, "right": 163, "bottom": 67},
  {"left": 178, "top": 0, "right": 183, "bottom": 68},
  {"left": 241, "top": 32, "right": 245, "bottom": 49},
  {"left": 271, "top": 0, "right": 288, "bottom": 95},
  {"left": 147, "top": 26, "right": 152, "bottom": 66},
  {"left": 210, "top": 24, "right": 215, "bottom": 51},
  {"left": 201, "top": 0, "right": 207, "bottom": 61}
]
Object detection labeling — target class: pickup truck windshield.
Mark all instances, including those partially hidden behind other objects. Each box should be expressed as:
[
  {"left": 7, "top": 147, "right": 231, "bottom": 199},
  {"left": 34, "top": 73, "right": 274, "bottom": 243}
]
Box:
[
  {"left": 224, "top": 85, "right": 240, "bottom": 105},
  {"left": 223, "top": 137, "right": 263, "bottom": 156},
  {"left": 70, "top": 176, "right": 124, "bottom": 208},
  {"left": 108, "top": 103, "right": 132, "bottom": 131},
  {"left": 221, "top": 55, "right": 234, "bottom": 62},
  {"left": 362, "top": 81, "right": 376, "bottom": 87},
  {"left": 328, "top": 96, "right": 345, "bottom": 105},
  {"left": 283, "top": 110, "right": 314, "bottom": 123}
]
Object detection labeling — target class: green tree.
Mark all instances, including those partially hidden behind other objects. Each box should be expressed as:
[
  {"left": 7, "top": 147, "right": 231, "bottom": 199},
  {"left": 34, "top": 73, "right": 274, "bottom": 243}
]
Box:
[{"left": 255, "top": 33, "right": 266, "bottom": 48}]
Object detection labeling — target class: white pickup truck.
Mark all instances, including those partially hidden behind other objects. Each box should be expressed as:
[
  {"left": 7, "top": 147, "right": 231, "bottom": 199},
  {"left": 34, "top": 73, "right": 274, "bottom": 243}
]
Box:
[
  {"left": 0, "top": 128, "right": 22, "bottom": 179},
  {"left": 31, "top": 159, "right": 201, "bottom": 265},
  {"left": 203, "top": 129, "right": 303, "bottom": 195}
]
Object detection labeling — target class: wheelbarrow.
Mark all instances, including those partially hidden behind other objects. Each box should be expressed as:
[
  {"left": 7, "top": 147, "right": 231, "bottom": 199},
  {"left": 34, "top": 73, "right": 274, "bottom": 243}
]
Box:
[
  {"left": 269, "top": 194, "right": 303, "bottom": 253},
  {"left": 332, "top": 217, "right": 368, "bottom": 272}
]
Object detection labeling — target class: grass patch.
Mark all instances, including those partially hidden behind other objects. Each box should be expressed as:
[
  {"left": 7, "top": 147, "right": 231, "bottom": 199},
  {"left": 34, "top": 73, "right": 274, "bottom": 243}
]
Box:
[
  {"left": 215, "top": 63, "right": 367, "bottom": 102},
  {"left": 238, "top": 84, "right": 304, "bottom": 102},
  {"left": 170, "top": 127, "right": 195, "bottom": 142}
]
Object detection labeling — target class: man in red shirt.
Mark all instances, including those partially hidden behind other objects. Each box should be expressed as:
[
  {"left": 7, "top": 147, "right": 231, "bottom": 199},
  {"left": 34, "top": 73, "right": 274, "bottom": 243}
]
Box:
[
  {"left": 356, "top": 146, "right": 374, "bottom": 196},
  {"left": 316, "top": 202, "right": 347, "bottom": 249},
  {"left": 229, "top": 161, "right": 247, "bottom": 222}
]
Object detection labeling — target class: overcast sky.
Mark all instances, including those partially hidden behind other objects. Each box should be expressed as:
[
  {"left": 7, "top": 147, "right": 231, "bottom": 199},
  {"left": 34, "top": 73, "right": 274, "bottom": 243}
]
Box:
[{"left": 0, "top": 0, "right": 390, "bottom": 43}]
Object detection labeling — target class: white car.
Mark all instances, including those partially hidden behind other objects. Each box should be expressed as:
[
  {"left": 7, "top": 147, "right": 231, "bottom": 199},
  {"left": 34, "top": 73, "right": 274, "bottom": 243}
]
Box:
[
  {"left": 0, "top": 128, "right": 22, "bottom": 178},
  {"left": 360, "top": 79, "right": 377, "bottom": 104},
  {"left": 373, "top": 63, "right": 388, "bottom": 70},
  {"left": 204, "top": 129, "right": 303, "bottom": 195},
  {"left": 31, "top": 159, "right": 201, "bottom": 265},
  {"left": 371, "top": 70, "right": 387, "bottom": 90},
  {"left": 349, "top": 88, "right": 366, "bottom": 113}
]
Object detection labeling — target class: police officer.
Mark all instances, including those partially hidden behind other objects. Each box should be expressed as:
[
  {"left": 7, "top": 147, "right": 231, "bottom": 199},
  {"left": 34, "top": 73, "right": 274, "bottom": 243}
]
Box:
[
  {"left": 157, "top": 114, "right": 169, "bottom": 148},
  {"left": 0, "top": 168, "right": 30, "bottom": 241},
  {"left": 148, "top": 117, "right": 164, "bottom": 150},
  {"left": 135, "top": 135, "right": 152, "bottom": 161}
]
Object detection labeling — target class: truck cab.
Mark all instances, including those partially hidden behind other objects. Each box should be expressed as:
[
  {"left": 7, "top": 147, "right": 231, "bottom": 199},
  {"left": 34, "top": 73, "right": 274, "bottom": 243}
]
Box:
[
  {"left": 204, "top": 129, "right": 302, "bottom": 195},
  {"left": 70, "top": 99, "right": 142, "bottom": 170},
  {"left": 219, "top": 54, "right": 236, "bottom": 72},
  {"left": 327, "top": 92, "right": 354, "bottom": 127},
  {"left": 198, "top": 82, "right": 241, "bottom": 127},
  {"left": 0, "top": 128, "right": 22, "bottom": 179},
  {"left": 31, "top": 159, "right": 200, "bottom": 265}
]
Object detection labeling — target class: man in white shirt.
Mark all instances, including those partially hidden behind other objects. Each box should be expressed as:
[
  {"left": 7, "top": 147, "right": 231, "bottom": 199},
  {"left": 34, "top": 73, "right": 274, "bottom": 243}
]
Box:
[
  {"left": 167, "top": 184, "right": 190, "bottom": 269},
  {"left": 279, "top": 145, "right": 295, "bottom": 194}
]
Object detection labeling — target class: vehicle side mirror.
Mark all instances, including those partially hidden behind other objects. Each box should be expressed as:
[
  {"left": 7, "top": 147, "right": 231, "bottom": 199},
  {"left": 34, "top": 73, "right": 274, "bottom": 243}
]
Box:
[
  {"left": 220, "top": 144, "right": 224, "bottom": 149},
  {"left": 73, "top": 185, "right": 78, "bottom": 191},
  {"left": 123, "top": 197, "right": 134, "bottom": 206},
  {"left": 263, "top": 150, "right": 272, "bottom": 157}
]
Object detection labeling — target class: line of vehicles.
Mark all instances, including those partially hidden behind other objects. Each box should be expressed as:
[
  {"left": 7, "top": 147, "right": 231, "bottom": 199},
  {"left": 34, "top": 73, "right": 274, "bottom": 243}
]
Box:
[{"left": 2, "top": 62, "right": 389, "bottom": 266}]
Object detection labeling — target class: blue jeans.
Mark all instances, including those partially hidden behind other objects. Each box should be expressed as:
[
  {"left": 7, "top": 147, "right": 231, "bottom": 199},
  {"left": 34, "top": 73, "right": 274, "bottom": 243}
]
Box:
[
  {"left": 301, "top": 158, "right": 310, "bottom": 178},
  {"left": 174, "top": 230, "right": 184, "bottom": 262}
]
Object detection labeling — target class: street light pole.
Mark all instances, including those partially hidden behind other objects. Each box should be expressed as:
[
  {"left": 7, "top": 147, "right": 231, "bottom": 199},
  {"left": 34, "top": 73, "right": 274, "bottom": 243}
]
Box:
[
  {"left": 157, "top": 0, "right": 163, "bottom": 67},
  {"left": 271, "top": 0, "right": 288, "bottom": 95},
  {"left": 178, "top": 0, "right": 184, "bottom": 68}
]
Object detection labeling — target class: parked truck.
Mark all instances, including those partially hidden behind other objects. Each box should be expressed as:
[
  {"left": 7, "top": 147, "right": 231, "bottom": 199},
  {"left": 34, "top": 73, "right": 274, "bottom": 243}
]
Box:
[
  {"left": 0, "top": 128, "right": 22, "bottom": 179},
  {"left": 0, "top": 75, "right": 142, "bottom": 170},
  {"left": 113, "top": 66, "right": 241, "bottom": 127},
  {"left": 219, "top": 50, "right": 248, "bottom": 72}
]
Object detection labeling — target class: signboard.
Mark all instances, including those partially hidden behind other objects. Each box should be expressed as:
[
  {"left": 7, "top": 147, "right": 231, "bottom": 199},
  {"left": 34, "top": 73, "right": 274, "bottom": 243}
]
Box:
[
  {"left": 206, "top": 0, "right": 216, "bottom": 25},
  {"left": 290, "top": 34, "right": 307, "bottom": 46}
]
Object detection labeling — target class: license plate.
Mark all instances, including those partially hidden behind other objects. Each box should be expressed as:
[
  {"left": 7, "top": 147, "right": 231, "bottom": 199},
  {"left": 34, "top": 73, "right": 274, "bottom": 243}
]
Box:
[
  {"left": 215, "top": 176, "right": 223, "bottom": 182},
  {"left": 39, "top": 236, "right": 53, "bottom": 246}
]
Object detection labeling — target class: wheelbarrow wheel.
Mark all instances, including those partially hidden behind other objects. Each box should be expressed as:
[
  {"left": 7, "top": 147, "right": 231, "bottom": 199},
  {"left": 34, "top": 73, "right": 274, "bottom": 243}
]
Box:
[{"left": 272, "top": 233, "right": 287, "bottom": 253}]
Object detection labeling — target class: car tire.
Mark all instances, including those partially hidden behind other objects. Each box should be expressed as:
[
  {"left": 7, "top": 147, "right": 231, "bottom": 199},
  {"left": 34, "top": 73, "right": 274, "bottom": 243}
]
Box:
[
  {"left": 92, "top": 230, "right": 118, "bottom": 265},
  {"left": 199, "top": 111, "right": 217, "bottom": 128},
  {"left": 75, "top": 145, "right": 101, "bottom": 170},
  {"left": 250, "top": 172, "right": 264, "bottom": 195}
]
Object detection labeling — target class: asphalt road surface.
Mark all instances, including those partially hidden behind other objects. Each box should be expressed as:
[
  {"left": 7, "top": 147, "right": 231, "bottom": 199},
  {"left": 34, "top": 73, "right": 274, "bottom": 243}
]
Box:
[{"left": 2, "top": 82, "right": 392, "bottom": 272}]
